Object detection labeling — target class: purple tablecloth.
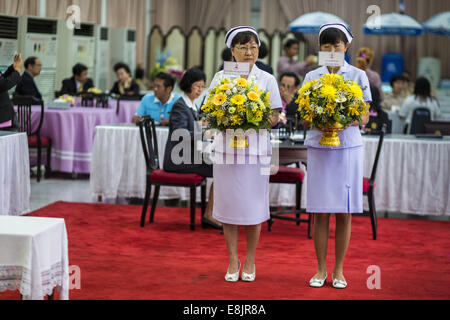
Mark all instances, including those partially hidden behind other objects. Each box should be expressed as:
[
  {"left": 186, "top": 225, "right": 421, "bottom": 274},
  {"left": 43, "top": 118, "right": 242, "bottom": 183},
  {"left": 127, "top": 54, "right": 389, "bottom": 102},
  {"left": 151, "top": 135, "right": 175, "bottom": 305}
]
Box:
[
  {"left": 74, "top": 98, "right": 140, "bottom": 123},
  {"left": 30, "top": 106, "right": 117, "bottom": 174}
]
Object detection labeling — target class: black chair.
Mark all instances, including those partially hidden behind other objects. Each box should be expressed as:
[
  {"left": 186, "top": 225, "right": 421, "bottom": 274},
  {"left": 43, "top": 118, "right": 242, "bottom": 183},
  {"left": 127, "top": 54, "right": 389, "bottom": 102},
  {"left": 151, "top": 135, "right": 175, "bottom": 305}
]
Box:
[
  {"left": 362, "top": 124, "right": 386, "bottom": 240},
  {"left": 423, "top": 121, "right": 450, "bottom": 135},
  {"left": 12, "top": 95, "right": 52, "bottom": 182},
  {"left": 138, "top": 116, "right": 207, "bottom": 230},
  {"left": 408, "top": 107, "right": 431, "bottom": 134},
  {"left": 80, "top": 92, "right": 95, "bottom": 107},
  {"left": 268, "top": 162, "right": 312, "bottom": 239}
]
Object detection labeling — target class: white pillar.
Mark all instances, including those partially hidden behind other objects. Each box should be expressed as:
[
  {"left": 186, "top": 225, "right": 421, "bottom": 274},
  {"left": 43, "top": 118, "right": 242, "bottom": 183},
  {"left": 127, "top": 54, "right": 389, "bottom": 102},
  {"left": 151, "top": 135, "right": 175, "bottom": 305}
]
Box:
[
  {"left": 101, "top": 0, "right": 107, "bottom": 26},
  {"left": 39, "top": 0, "right": 46, "bottom": 17}
]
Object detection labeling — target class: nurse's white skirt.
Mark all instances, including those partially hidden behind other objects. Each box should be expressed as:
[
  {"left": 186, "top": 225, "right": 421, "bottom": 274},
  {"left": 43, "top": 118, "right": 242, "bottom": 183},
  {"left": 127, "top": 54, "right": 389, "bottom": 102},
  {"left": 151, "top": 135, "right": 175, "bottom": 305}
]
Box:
[
  {"left": 212, "top": 154, "right": 271, "bottom": 225},
  {"left": 306, "top": 146, "right": 363, "bottom": 214}
]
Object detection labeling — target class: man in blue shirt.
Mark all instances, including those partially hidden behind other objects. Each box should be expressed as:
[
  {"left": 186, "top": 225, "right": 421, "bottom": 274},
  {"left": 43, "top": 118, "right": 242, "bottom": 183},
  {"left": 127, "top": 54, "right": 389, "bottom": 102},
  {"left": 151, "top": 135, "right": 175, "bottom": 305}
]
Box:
[{"left": 133, "top": 72, "right": 180, "bottom": 125}]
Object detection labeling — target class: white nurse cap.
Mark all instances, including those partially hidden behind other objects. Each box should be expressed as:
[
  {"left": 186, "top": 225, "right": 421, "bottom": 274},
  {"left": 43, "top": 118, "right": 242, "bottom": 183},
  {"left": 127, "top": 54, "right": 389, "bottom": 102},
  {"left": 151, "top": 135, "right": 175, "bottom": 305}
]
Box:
[
  {"left": 318, "top": 23, "right": 354, "bottom": 44},
  {"left": 225, "top": 26, "right": 261, "bottom": 48}
]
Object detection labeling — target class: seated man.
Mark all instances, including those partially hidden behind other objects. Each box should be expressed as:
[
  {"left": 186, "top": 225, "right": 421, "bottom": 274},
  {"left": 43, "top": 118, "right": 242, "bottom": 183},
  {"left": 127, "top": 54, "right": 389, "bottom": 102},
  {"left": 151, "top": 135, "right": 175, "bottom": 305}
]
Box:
[
  {"left": 15, "top": 56, "right": 42, "bottom": 100},
  {"left": 59, "top": 63, "right": 94, "bottom": 96},
  {"left": 132, "top": 72, "right": 180, "bottom": 125},
  {"left": 279, "top": 72, "right": 300, "bottom": 115}
]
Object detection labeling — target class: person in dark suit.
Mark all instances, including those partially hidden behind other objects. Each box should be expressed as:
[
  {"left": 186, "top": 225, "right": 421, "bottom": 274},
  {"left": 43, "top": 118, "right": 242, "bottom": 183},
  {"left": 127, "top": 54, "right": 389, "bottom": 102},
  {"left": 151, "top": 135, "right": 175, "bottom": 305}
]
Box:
[
  {"left": 59, "top": 63, "right": 94, "bottom": 96},
  {"left": 14, "top": 56, "right": 42, "bottom": 100},
  {"left": 110, "top": 62, "right": 140, "bottom": 97},
  {"left": 163, "top": 67, "right": 220, "bottom": 229},
  {"left": 0, "top": 54, "right": 22, "bottom": 130}
]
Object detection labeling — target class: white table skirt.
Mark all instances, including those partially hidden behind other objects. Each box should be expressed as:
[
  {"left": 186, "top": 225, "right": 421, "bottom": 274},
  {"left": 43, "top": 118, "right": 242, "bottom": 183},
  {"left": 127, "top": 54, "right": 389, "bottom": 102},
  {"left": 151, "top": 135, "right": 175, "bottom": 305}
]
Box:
[
  {"left": 362, "top": 134, "right": 450, "bottom": 216},
  {"left": 0, "top": 132, "right": 30, "bottom": 216},
  {"left": 90, "top": 124, "right": 307, "bottom": 208},
  {"left": 90, "top": 125, "right": 450, "bottom": 216},
  {"left": 0, "top": 216, "right": 69, "bottom": 300}
]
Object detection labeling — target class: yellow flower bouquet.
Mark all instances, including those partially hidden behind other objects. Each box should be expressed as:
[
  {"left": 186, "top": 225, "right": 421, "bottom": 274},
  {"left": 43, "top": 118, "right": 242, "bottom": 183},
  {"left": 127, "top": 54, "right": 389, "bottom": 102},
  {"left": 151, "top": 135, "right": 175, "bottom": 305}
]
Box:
[
  {"left": 296, "top": 74, "right": 369, "bottom": 146},
  {"left": 201, "top": 77, "right": 272, "bottom": 148},
  {"left": 87, "top": 87, "right": 102, "bottom": 94},
  {"left": 58, "top": 94, "right": 75, "bottom": 106}
]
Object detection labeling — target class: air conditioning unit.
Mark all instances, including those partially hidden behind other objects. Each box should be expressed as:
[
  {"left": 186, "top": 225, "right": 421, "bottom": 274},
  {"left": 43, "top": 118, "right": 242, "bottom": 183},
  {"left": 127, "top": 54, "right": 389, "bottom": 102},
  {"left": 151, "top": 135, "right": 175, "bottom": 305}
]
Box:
[
  {"left": 17, "top": 16, "right": 59, "bottom": 103},
  {"left": 109, "top": 27, "right": 136, "bottom": 86},
  {"left": 94, "top": 26, "right": 110, "bottom": 92},
  {"left": 56, "top": 22, "right": 96, "bottom": 94},
  {"left": 0, "top": 14, "right": 19, "bottom": 75}
]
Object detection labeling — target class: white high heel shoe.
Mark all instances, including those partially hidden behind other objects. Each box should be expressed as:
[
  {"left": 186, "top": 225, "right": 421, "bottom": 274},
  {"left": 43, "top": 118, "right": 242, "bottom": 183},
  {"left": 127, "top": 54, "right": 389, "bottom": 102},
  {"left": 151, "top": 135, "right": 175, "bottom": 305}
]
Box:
[
  {"left": 309, "top": 273, "right": 327, "bottom": 288},
  {"left": 241, "top": 265, "right": 256, "bottom": 282},
  {"left": 225, "top": 260, "right": 241, "bottom": 282},
  {"left": 332, "top": 275, "right": 347, "bottom": 289}
]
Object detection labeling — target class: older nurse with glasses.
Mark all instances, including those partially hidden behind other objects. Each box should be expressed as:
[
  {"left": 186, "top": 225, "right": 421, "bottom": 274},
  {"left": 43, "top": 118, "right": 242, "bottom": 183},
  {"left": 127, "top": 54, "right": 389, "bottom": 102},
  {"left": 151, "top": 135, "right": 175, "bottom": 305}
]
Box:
[{"left": 207, "top": 26, "right": 282, "bottom": 282}]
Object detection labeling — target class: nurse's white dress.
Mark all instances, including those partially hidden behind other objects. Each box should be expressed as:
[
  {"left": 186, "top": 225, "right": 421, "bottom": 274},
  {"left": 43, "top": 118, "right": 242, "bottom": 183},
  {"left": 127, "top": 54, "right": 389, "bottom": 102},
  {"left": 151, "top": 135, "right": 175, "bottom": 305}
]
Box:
[
  {"left": 210, "top": 65, "right": 282, "bottom": 225},
  {"left": 303, "top": 62, "right": 372, "bottom": 214}
]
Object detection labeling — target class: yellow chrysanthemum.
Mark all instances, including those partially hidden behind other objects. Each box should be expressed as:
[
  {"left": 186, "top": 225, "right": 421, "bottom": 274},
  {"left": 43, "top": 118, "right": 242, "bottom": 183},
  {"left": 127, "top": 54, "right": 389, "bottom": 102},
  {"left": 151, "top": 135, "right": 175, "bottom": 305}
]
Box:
[
  {"left": 349, "top": 84, "right": 363, "bottom": 99},
  {"left": 247, "top": 91, "right": 260, "bottom": 101},
  {"left": 230, "top": 94, "right": 246, "bottom": 105},
  {"left": 213, "top": 93, "right": 227, "bottom": 106},
  {"left": 219, "top": 84, "right": 229, "bottom": 91},
  {"left": 321, "top": 85, "right": 337, "bottom": 102},
  {"left": 235, "top": 78, "right": 248, "bottom": 87}
]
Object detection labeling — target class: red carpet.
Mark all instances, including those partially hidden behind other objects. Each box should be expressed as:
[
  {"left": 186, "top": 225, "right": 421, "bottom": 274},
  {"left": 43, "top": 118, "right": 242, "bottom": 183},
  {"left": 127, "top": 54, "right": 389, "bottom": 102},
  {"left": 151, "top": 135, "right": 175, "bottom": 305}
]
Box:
[{"left": 1, "top": 201, "right": 449, "bottom": 300}]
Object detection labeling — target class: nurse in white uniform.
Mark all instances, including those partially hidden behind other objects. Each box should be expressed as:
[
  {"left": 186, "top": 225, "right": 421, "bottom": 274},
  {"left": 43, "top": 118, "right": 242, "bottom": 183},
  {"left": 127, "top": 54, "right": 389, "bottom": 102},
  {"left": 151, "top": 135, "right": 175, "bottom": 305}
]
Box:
[
  {"left": 304, "top": 24, "right": 371, "bottom": 289},
  {"left": 208, "top": 26, "right": 282, "bottom": 282}
]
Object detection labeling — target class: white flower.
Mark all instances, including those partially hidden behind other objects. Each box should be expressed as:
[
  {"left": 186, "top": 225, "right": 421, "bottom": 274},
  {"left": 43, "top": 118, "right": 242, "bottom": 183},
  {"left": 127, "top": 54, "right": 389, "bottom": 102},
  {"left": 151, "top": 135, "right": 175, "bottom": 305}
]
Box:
[
  {"left": 228, "top": 107, "right": 236, "bottom": 114},
  {"left": 226, "top": 89, "right": 232, "bottom": 95},
  {"left": 303, "top": 90, "right": 311, "bottom": 96},
  {"left": 232, "top": 87, "right": 238, "bottom": 94},
  {"left": 335, "top": 95, "right": 347, "bottom": 103},
  {"left": 315, "top": 106, "right": 324, "bottom": 114},
  {"left": 312, "top": 82, "right": 323, "bottom": 90}
]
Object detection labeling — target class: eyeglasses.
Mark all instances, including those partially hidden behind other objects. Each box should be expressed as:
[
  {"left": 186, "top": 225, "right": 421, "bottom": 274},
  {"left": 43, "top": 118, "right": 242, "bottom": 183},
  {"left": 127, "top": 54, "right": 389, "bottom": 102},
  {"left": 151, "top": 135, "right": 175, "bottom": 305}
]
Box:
[
  {"left": 235, "top": 45, "right": 259, "bottom": 53},
  {"left": 192, "top": 84, "right": 205, "bottom": 90}
]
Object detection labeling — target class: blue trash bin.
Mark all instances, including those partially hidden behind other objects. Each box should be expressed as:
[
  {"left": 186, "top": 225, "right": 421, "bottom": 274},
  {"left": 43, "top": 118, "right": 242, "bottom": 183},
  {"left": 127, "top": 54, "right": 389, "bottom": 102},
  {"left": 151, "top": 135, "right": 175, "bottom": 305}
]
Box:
[{"left": 381, "top": 53, "right": 404, "bottom": 83}]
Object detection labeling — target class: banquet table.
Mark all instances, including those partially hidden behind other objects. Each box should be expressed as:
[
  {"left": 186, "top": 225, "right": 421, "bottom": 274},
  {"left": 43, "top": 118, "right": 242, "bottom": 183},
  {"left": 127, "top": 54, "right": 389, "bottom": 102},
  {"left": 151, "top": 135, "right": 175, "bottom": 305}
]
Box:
[
  {"left": 0, "top": 216, "right": 69, "bottom": 300},
  {"left": 75, "top": 97, "right": 141, "bottom": 123},
  {"left": 0, "top": 131, "right": 30, "bottom": 216},
  {"left": 91, "top": 125, "right": 450, "bottom": 216},
  {"left": 29, "top": 106, "right": 118, "bottom": 174}
]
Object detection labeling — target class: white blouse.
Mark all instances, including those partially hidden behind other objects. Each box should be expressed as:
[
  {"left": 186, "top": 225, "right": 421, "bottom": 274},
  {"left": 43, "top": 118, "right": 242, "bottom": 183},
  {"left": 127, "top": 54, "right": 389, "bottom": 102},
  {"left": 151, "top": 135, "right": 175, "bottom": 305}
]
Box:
[{"left": 399, "top": 95, "right": 442, "bottom": 124}]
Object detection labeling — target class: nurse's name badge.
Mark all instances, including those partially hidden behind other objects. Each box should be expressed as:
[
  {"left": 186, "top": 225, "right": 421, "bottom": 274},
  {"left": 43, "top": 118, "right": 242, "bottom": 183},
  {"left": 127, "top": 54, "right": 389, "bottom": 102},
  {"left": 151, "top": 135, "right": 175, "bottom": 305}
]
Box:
[
  {"left": 223, "top": 61, "right": 250, "bottom": 77},
  {"left": 318, "top": 51, "right": 345, "bottom": 67}
]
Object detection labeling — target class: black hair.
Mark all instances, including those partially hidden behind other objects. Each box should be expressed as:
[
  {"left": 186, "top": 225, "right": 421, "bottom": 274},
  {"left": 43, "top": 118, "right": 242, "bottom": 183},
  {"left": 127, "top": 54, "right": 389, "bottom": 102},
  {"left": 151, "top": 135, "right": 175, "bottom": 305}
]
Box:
[
  {"left": 221, "top": 48, "right": 232, "bottom": 62},
  {"left": 258, "top": 41, "right": 269, "bottom": 59},
  {"left": 135, "top": 67, "right": 144, "bottom": 79},
  {"left": 389, "top": 74, "right": 408, "bottom": 88},
  {"left": 231, "top": 31, "right": 259, "bottom": 47},
  {"left": 72, "top": 63, "right": 88, "bottom": 76},
  {"left": 413, "top": 77, "right": 433, "bottom": 101},
  {"left": 24, "top": 56, "right": 38, "bottom": 69},
  {"left": 279, "top": 72, "right": 301, "bottom": 87},
  {"left": 284, "top": 39, "right": 299, "bottom": 49},
  {"left": 179, "top": 67, "right": 206, "bottom": 93},
  {"left": 369, "top": 85, "right": 382, "bottom": 112},
  {"left": 154, "top": 72, "right": 175, "bottom": 89},
  {"left": 319, "top": 28, "right": 348, "bottom": 46},
  {"left": 114, "top": 62, "right": 131, "bottom": 76}
]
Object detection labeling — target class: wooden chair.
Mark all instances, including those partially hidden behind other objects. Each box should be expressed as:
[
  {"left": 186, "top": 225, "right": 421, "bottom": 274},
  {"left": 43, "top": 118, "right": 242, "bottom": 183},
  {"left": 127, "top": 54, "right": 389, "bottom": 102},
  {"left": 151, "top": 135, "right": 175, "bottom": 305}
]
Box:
[
  {"left": 12, "top": 95, "right": 52, "bottom": 182},
  {"left": 268, "top": 163, "right": 312, "bottom": 239},
  {"left": 363, "top": 124, "right": 386, "bottom": 240},
  {"left": 138, "top": 116, "right": 207, "bottom": 230}
]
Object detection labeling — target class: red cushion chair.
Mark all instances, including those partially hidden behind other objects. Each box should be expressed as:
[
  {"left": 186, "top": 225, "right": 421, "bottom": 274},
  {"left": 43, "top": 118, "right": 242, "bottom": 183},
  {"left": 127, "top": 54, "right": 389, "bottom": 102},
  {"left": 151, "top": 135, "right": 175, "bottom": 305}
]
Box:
[
  {"left": 138, "top": 117, "right": 207, "bottom": 230},
  {"left": 268, "top": 164, "right": 312, "bottom": 239}
]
